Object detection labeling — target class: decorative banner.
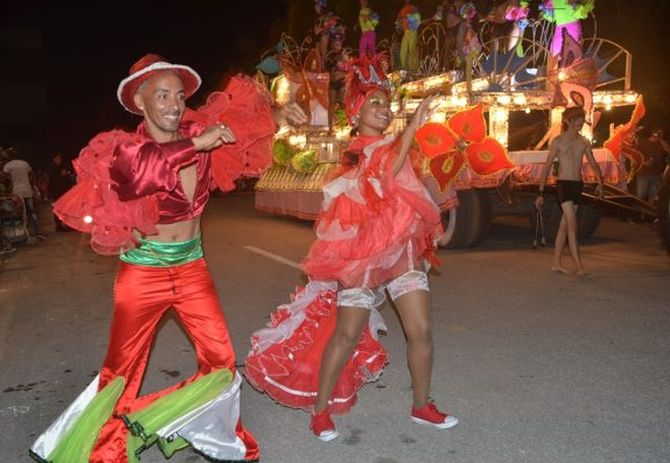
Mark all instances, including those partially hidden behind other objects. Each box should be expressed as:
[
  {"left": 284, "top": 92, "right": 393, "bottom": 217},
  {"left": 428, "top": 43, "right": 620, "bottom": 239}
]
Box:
[
  {"left": 604, "top": 96, "right": 646, "bottom": 164},
  {"left": 622, "top": 142, "right": 644, "bottom": 183},
  {"left": 416, "top": 104, "right": 514, "bottom": 191},
  {"left": 415, "top": 123, "right": 457, "bottom": 159},
  {"left": 429, "top": 151, "right": 466, "bottom": 190},
  {"left": 466, "top": 137, "right": 514, "bottom": 176},
  {"left": 280, "top": 55, "right": 330, "bottom": 127},
  {"left": 447, "top": 101, "right": 487, "bottom": 144}
]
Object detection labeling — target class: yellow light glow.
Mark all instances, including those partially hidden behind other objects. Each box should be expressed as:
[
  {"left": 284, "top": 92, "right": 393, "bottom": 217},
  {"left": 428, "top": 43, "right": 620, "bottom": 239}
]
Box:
[
  {"left": 473, "top": 78, "right": 489, "bottom": 92},
  {"left": 276, "top": 125, "right": 290, "bottom": 138},
  {"left": 429, "top": 112, "right": 447, "bottom": 123},
  {"left": 525, "top": 108, "right": 531, "bottom": 114},
  {"left": 497, "top": 95, "right": 512, "bottom": 105},
  {"left": 451, "top": 78, "right": 488, "bottom": 96},
  {"left": 274, "top": 75, "right": 291, "bottom": 105},
  {"left": 624, "top": 94, "right": 637, "bottom": 103},
  {"left": 335, "top": 127, "right": 351, "bottom": 140},
  {"left": 400, "top": 73, "right": 453, "bottom": 96},
  {"left": 288, "top": 134, "right": 307, "bottom": 148},
  {"left": 513, "top": 95, "right": 527, "bottom": 106},
  {"left": 558, "top": 70, "right": 568, "bottom": 81},
  {"left": 404, "top": 99, "right": 421, "bottom": 112},
  {"left": 489, "top": 106, "right": 509, "bottom": 148},
  {"left": 83, "top": 215, "right": 93, "bottom": 224},
  {"left": 424, "top": 75, "right": 448, "bottom": 89}
]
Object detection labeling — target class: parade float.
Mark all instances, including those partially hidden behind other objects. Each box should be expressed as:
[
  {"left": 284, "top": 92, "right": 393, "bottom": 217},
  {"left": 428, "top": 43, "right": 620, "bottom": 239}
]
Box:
[{"left": 255, "top": 1, "right": 655, "bottom": 248}]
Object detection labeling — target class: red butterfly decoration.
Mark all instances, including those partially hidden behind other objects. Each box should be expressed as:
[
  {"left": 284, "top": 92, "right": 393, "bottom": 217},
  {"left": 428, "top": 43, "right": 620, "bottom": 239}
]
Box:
[{"left": 415, "top": 104, "right": 513, "bottom": 191}]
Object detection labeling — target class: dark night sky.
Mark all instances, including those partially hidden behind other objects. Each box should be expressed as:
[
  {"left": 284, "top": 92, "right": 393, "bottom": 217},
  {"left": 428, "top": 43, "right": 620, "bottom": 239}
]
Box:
[{"left": 2, "top": 1, "right": 670, "bottom": 166}]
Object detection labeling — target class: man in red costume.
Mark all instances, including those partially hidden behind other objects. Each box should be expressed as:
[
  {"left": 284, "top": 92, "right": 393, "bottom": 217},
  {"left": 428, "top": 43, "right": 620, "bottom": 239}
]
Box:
[{"left": 30, "top": 54, "right": 306, "bottom": 463}]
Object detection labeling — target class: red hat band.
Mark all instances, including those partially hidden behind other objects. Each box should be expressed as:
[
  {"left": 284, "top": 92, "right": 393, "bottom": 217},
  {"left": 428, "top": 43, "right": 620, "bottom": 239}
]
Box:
[{"left": 117, "top": 53, "right": 202, "bottom": 115}]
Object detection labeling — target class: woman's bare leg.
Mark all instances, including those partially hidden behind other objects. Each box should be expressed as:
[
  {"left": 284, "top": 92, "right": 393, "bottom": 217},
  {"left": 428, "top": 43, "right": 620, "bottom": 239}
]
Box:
[
  {"left": 393, "top": 290, "right": 433, "bottom": 409},
  {"left": 314, "top": 306, "right": 370, "bottom": 413}
]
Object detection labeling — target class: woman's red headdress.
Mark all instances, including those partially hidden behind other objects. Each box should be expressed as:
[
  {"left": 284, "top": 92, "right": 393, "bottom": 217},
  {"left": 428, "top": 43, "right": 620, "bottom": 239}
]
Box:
[{"left": 344, "top": 54, "right": 392, "bottom": 123}]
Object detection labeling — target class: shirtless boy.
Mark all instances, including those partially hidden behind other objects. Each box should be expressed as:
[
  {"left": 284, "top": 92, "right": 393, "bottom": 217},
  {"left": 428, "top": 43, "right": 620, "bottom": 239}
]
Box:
[{"left": 536, "top": 107, "right": 604, "bottom": 275}]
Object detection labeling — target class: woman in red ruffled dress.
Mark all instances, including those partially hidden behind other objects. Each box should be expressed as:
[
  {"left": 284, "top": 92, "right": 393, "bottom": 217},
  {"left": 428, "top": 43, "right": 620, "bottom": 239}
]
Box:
[{"left": 245, "top": 55, "right": 459, "bottom": 442}]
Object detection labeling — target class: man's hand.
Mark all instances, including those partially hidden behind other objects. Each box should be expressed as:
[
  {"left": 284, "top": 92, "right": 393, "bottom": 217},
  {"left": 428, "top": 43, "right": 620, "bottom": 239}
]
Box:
[
  {"left": 274, "top": 102, "right": 309, "bottom": 127},
  {"left": 192, "top": 124, "right": 236, "bottom": 152}
]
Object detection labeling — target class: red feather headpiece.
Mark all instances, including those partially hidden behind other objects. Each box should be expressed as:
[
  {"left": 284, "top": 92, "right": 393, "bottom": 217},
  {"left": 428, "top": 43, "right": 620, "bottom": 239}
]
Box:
[{"left": 344, "top": 53, "right": 392, "bottom": 123}]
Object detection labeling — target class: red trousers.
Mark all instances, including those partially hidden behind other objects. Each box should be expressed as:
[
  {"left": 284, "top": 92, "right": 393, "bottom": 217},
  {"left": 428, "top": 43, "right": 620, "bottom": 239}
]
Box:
[{"left": 90, "top": 258, "right": 259, "bottom": 462}]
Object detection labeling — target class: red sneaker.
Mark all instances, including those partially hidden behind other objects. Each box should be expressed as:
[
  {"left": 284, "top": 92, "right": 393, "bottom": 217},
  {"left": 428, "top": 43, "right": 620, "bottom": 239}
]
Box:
[
  {"left": 411, "top": 402, "right": 459, "bottom": 429},
  {"left": 310, "top": 410, "right": 339, "bottom": 442}
]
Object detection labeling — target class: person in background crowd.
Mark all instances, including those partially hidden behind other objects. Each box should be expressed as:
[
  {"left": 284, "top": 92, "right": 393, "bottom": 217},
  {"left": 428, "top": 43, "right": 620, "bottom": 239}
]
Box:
[
  {"left": 2, "top": 147, "right": 44, "bottom": 240},
  {"left": 0, "top": 148, "right": 17, "bottom": 254},
  {"left": 326, "top": 37, "right": 350, "bottom": 110},
  {"left": 536, "top": 107, "right": 604, "bottom": 276},
  {"left": 396, "top": 0, "right": 422, "bottom": 71},
  {"left": 635, "top": 128, "right": 670, "bottom": 205},
  {"left": 314, "top": 0, "right": 345, "bottom": 68},
  {"left": 359, "top": 0, "right": 379, "bottom": 58}
]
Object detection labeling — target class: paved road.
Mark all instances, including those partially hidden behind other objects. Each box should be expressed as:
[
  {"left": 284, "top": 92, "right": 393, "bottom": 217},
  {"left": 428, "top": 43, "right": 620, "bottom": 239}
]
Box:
[{"left": 1, "top": 194, "right": 668, "bottom": 463}]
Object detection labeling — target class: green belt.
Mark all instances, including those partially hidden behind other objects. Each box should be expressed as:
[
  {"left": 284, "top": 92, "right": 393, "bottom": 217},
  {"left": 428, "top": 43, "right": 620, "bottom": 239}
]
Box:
[{"left": 120, "top": 236, "right": 204, "bottom": 267}]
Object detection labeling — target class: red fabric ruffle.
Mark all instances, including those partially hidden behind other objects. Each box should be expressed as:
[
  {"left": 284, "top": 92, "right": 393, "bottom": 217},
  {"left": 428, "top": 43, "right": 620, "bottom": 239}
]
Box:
[
  {"left": 54, "top": 76, "right": 276, "bottom": 255},
  {"left": 53, "top": 130, "right": 159, "bottom": 255},
  {"left": 186, "top": 75, "right": 277, "bottom": 191},
  {"left": 245, "top": 286, "right": 388, "bottom": 415},
  {"left": 303, "top": 136, "right": 442, "bottom": 288}
]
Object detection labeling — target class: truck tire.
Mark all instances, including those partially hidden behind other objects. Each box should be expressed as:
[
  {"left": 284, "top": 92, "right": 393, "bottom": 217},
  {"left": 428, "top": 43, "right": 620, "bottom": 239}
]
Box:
[
  {"left": 530, "top": 199, "right": 600, "bottom": 243},
  {"left": 473, "top": 189, "right": 493, "bottom": 245},
  {"left": 577, "top": 203, "right": 601, "bottom": 240},
  {"left": 439, "top": 189, "right": 492, "bottom": 249}
]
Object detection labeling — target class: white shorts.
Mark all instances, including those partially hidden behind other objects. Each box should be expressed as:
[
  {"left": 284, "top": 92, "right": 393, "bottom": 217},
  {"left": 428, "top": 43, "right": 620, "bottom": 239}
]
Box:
[{"left": 337, "top": 270, "right": 430, "bottom": 310}]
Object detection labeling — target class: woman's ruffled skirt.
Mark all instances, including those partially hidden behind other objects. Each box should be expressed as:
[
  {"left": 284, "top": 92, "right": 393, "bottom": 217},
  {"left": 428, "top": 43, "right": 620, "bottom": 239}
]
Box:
[{"left": 245, "top": 281, "right": 389, "bottom": 415}]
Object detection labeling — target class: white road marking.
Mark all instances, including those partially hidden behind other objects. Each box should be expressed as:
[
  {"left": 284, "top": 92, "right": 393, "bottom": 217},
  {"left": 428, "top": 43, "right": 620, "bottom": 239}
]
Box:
[
  {"left": 243, "top": 246, "right": 303, "bottom": 271},
  {"left": 0, "top": 405, "right": 31, "bottom": 417}
]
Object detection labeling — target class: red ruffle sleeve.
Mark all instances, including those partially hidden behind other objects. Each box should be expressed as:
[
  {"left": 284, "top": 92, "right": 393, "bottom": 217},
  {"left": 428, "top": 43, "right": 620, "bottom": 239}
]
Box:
[
  {"left": 53, "top": 130, "right": 161, "bottom": 256},
  {"left": 185, "top": 75, "right": 277, "bottom": 191}
]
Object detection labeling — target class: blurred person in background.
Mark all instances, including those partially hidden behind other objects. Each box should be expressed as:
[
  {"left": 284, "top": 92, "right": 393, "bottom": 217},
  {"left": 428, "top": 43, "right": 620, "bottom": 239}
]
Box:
[
  {"left": 0, "top": 148, "right": 17, "bottom": 254},
  {"left": 2, "top": 147, "right": 44, "bottom": 240},
  {"left": 636, "top": 128, "right": 670, "bottom": 205}
]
